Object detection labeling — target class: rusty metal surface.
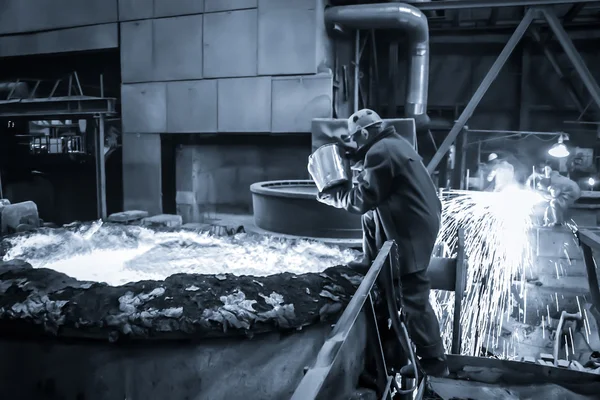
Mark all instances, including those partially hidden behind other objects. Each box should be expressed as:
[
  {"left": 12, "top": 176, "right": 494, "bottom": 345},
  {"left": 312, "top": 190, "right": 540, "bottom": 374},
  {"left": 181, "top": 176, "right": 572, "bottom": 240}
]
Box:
[
  {"left": 167, "top": 80, "right": 217, "bottom": 133},
  {"left": 258, "top": 1, "right": 320, "bottom": 75},
  {"left": 0, "top": 23, "right": 118, "bottom": 57},
  {"left": 0, "top": 0, "right": 117, "bottom": 35},
  {"left": 217, "top": 77, "right": 271, "bottom": 132},
  {"left": 271, "top": 75, "right": 333, "bottom": 133},
  {"left": 205, "top": 0, "right": 257, "bottom": 12},
  {"left": 203, "top": 9, "right": 258, "bottom": 78},
  {"left": 121, "top": 83, "right": 167, "bottom": 133}
]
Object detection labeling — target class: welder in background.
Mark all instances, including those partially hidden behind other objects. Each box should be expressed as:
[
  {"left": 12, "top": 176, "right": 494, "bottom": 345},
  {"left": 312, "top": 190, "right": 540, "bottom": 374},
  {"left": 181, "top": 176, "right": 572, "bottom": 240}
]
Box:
[
  {"left": 314, "top": 108, "right": 449, "bottom": 378},
  {"left": 538, "top": 165, "right": 582, "bottom": 226},
  {"left": 484, "top": 153, "right": 515, "bottom": 192}
]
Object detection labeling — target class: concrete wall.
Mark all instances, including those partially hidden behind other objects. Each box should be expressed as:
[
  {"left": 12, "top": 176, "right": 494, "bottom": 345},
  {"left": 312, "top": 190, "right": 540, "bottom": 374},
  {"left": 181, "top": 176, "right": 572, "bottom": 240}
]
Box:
[{"left": 117, "top": 0, "right": 334, "bottom": 218}]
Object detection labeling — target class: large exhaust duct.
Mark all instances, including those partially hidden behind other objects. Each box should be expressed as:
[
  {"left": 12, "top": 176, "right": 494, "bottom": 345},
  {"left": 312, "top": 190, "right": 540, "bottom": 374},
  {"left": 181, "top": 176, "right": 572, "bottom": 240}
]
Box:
[{"left": 324, "top": 3, "right": 430, "bottom": 129}]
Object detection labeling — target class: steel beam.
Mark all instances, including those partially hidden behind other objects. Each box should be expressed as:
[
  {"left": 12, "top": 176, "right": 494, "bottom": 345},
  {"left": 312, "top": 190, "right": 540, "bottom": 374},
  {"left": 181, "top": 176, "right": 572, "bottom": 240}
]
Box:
[
  {"left": 427, "top": 9, "right": 535, "bottom": 173},
  {"left": 541, "top": 8, "right": 600, "bottom": 112},
  {"left": 95, "top": 115, "right": 107, "bottom": 221},
  {"left": 529, "top": 27, "right": 585, "bottom": 112},
  {"left": 415, "top": 0, "right": 600, "bottom": 11},
  {"left": 0, "top": 96, "right": 116, "bottom": 119}
]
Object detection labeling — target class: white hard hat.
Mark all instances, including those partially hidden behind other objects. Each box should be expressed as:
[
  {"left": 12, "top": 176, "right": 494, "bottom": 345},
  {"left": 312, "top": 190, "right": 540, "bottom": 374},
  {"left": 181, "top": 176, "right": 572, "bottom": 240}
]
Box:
[
  {"left": 347, "top": 109, "right": 383, "bottom": 136},
  {"left": 488, "top": 153, "right": 498, "bottom": 162}
]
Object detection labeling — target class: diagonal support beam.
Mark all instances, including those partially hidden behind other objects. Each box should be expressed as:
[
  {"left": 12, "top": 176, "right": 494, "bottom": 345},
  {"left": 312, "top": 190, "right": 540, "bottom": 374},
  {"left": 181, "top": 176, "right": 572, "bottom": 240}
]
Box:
[
  {"left": 530, "top": 26, "right": 585, "bottom": 112},
  {"left": 541, "top": 8, "right": 600, "bottom": 112},
  {"left": 426, "top": 9, "right": 535, "bottom": 174}
]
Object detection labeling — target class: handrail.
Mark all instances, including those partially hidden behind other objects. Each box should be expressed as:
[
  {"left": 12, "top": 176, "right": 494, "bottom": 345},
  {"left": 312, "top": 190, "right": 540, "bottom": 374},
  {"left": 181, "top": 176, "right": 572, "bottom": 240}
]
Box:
[
  {"left": 575, "top": 228, "right": 600, "bottom": 340},
  {"left": 291, "top": 241, "right": 402, "bottom": 400}
]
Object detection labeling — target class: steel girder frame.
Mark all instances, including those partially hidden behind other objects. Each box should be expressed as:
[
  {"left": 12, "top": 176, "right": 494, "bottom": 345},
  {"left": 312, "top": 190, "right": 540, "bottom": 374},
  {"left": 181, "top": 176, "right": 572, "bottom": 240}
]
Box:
[
  {"left": 427, "top": 6, "right": 600, "bottom": 173},
  {"left": 427, "top": 9, "right": 536, "bottom": 174},
  {"left": 415, "top": 0, "right": 600, "bottom": 11}
]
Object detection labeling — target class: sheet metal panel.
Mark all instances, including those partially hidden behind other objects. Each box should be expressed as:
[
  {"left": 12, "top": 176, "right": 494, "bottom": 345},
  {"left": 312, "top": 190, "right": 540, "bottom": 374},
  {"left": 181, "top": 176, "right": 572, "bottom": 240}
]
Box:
[
  {"left": 118, "top": 0, "right": 153, "bottom": 21},
  {"left": 203, "top": 9, "right": 258, "bottom": 78},
  {"left": 167, "top": 80, "right": 217, "bottom": 133},
  {"left": 258, "top": 4, "right": 319, "bottom": 75},
  {"left": 258, "top": 0, "right": 316, "bottom": 10},
  {"left": 122, "top": 133, "right": 163, "bottom": 216},
  {"left": 218, "top": 77, "right": 271, "bottom": 132},
  {"left": 153, "top": 15, "right": 204, "bottom": 81},
  {"left": 154, "top": 0, "right": 205, "bottom": 17},
  {"left": 204, "top": 0, "right": 257, "bottom": 12},
  {"left": 0, "top": 0, "right": 118, "bottom": 35},
  {"left": 0, "top": 24, "right": 118, "bottom": 57},
  {"left": 120, "top": 20, "right": 154, "bottom": 83},
  {"left": 271, "top": 74, "right": 333, "bottom": 133},
  {"left": 121, "top": 83, "right": 167, "bottom": 133}
]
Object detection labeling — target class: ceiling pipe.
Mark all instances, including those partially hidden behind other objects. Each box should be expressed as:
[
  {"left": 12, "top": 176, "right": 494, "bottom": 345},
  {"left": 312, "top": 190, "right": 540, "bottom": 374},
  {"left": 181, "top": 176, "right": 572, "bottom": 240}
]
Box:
[{"left": 325, "top": 3, "right": 431, "bottom": 129}]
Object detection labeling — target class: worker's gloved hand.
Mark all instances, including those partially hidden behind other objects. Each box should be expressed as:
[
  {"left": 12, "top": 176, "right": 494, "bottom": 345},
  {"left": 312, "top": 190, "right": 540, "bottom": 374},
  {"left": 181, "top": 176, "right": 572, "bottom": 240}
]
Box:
[{"left": 316, "top": 184, "right": 347, "bottom": 209}]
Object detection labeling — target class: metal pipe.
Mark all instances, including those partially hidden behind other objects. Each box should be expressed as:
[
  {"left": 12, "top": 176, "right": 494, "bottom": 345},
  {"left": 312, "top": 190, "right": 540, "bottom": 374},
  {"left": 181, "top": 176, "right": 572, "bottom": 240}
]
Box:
[
  {"left": 541, "top": 8, "right": 600, "bottom": 112},
  {"left": 354, "top": 30, "right": 360, "bottom": 112},
  {"left": 95, "top": 115, "right": 107, "bottom": 220},
  {"left": 325, "top": 3, "right": 430, "bottom": 128},
  {"left": 426, "top": 9, "right": 535, "bottom": 173},
  {"left": 414, "top": 0, "right": 600, "bottom": 11}
]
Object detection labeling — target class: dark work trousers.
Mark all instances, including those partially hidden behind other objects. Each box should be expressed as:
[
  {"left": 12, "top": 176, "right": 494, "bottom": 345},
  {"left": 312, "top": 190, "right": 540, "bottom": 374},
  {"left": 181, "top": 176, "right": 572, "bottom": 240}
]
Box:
[{"left": 362, "top": 211, "right": 445, "bottom": 359}]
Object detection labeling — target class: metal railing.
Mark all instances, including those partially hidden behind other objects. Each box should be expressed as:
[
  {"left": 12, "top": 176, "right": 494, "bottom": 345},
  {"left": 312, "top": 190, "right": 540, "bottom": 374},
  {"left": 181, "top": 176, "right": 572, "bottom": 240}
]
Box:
[
  {"left": 291, "top": 241, "right": 423, "bottom": 400},
  {"left": 575, "top": 229, "right": 600, "bottom": 341}
]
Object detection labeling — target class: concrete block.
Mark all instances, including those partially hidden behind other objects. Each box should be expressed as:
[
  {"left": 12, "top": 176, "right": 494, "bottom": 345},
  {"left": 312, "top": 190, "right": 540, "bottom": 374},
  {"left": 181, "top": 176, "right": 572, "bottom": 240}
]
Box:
[
  {"left": 540, "top": 353, "right": 554, "bottom": 362},
  {"left": 142, "top": 214, "right": 183, "bottom": 229},
  {"left": 153, "top": 15, "right": 204, "bottom": 81},
  {"left": 203, "top": 9, "right": 258, "bottom": 78},
  {"left": 522, "top": 356, "right": 536, "bottom": 363},
  {"left": 204, "top": 0, "right": 257, "bottom": 12},
  {"left": 120, "top": 20, "right": 154, "bottom": 83},
  {"left": 557, "top": 359, "right": 570, "bottom": 368},
  {"left": 122, "top": 133, "right": 162, "bottom": 216},
  {"left": 0, "top": 201, "right": 40, "bottom": 234},
  {"left": 258, "top": 3, "right": 318, "bottom": 75},
  {"left": 167, "top": 80, "right": 217, "bottom": 133},
  {"left": 217, "top": 77, "right": 271, "bottom": 132},
  {"left": 271, "top": 74, "right": 333, "bottom": 133},
  {"left": 121, "top": 83, "right": 167, "bottom": 133},
  {"left": 107, "top": 210, "right": 149, "bottom": 223},
  {"left": 154, "top": 0, "right": 205, "bottom": 17},
  {"left": 0, "top": 199, "right": 10, "bottom": 206}
]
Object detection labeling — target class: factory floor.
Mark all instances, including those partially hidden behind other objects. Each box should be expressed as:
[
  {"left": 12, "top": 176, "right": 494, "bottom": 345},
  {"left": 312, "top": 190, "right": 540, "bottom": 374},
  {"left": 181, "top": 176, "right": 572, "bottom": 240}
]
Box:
[{"left": 182, "top": 212, "right": 362, "bottom": 249}]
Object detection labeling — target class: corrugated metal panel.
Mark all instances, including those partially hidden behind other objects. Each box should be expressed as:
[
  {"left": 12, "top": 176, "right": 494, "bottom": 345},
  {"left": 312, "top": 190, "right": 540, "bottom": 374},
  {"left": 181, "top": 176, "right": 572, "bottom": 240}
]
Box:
[
  {"left": 121, "top": 83, "right": 167, "bottom": 133},
  {"left": 153, "top": 15, "right": 204, "bottom": 81},
  {"left": 0, "top": 0, "right": 118, "bottom": 35},
  {"left": 122, "top": 133, "right": 163, "bottom": 216},
  {"left": 218, "top": 77, "right": 271, "bottom": 132},
  {"left": 167, "top": 80, "right": 217, "bottom": 133},
  {"left": 120, "top": 20, "right": 154, "bottom": 83},
  {"left": 271, "top": 74, "right": 333, "bottom": 133},
  {"left": 0, "top": 24, "right": 118, "bottom": 57},
  {"left": 118, "top": 0, "right": 153, "bottom": 21},
  {"left": 154, "top": 0, "right": 205, "bottom": 17},
  {"left": 204, "top": 0, "right": 257, "bottom": 13},
  {"left": 203, "top": 9, "right": 258, "bottom": 78},
  {"left": 258, "top": 4, "right": 318, "bottom": 75}
]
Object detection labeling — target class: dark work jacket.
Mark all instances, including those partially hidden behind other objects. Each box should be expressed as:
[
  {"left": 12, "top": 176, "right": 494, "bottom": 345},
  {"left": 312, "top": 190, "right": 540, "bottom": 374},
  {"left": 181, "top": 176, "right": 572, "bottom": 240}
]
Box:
[{"left": 328, "top": 126, "right": 442, "bottom": 274}]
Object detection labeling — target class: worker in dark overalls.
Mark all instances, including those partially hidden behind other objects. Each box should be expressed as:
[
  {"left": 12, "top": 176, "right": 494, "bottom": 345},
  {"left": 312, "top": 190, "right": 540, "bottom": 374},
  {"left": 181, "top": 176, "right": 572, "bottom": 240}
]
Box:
[
  {"left": 315, "top": 108, "right": 448, "bottom": 378},
  {"left": 539, "top": 166, "right": 581, "bottom": 226}
]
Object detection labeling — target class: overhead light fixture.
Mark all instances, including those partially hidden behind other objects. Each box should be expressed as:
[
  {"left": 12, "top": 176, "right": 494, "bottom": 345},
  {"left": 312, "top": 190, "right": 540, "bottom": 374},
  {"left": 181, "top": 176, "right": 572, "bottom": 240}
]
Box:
[{"left": 548, "top": 133, "right": 570, "bottom": 158}]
